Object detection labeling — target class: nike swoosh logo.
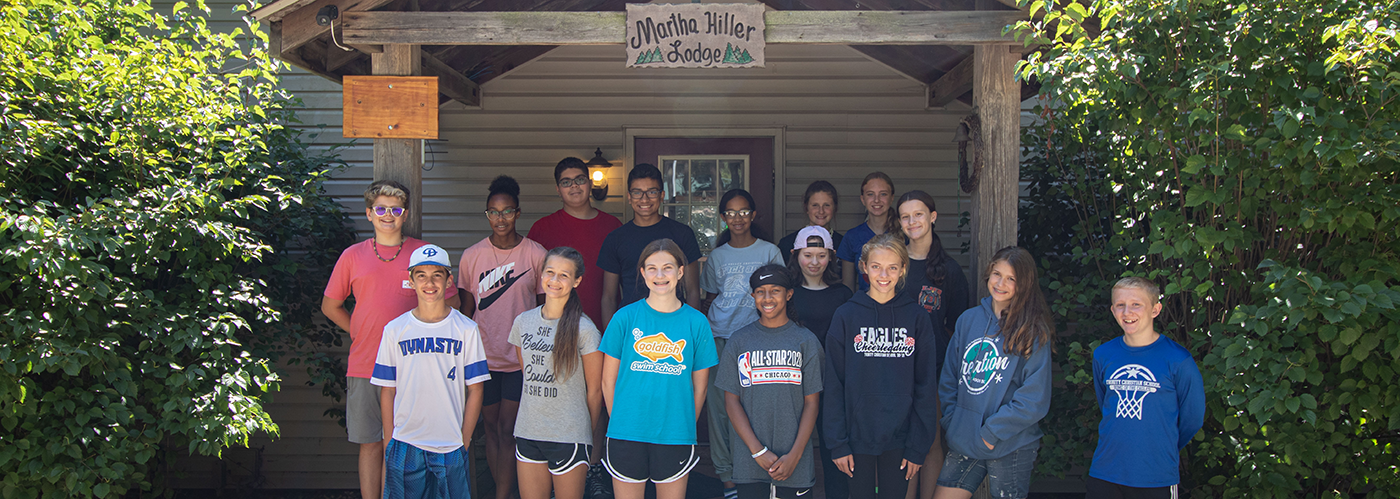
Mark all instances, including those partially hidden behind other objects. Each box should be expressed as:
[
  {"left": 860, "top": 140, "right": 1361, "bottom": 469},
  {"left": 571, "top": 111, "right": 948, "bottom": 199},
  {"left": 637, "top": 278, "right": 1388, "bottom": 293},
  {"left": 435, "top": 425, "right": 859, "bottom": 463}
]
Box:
[
  {"left": 796, "top": 490, "right": 810, "bottom": 496},
  {"left": 478, "top": 268, "right": 529, "bottom": 310},
  {"left": 760, "top": 274, "right": 773, "bottom": 279}
]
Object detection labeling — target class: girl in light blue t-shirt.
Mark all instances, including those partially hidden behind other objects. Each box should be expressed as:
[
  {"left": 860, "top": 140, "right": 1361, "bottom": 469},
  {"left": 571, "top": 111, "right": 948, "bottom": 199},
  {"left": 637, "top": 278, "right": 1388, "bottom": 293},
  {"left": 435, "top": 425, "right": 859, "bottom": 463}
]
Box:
[
  {"left": 599, "top": 238, "right": 718, "bottom": 499},
  {"left": 700, "top": 188, "right": 783, "bottom": 496}
]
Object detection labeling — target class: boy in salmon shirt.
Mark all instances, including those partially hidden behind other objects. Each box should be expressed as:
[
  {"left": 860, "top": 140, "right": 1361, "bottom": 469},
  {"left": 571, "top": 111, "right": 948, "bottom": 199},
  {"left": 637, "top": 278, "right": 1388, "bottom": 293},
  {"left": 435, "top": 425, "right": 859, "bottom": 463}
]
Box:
[{"left": 323, "top": 180, "right": 460, "bottom": 499}]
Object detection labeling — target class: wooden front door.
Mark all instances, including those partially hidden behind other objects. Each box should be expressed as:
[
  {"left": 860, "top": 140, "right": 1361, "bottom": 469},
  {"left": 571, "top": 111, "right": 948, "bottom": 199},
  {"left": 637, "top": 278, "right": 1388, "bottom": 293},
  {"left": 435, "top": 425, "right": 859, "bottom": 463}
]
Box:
[{"left": 634, "top": 137, "right": 775, "bottom": 252}]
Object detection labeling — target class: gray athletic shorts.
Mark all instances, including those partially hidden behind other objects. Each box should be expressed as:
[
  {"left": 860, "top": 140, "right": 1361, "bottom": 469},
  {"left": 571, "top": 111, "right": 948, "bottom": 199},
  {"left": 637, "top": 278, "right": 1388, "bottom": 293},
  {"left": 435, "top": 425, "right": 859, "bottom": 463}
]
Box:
[{"left": 347, "top": 376, "right": 384, "bottom": 444}]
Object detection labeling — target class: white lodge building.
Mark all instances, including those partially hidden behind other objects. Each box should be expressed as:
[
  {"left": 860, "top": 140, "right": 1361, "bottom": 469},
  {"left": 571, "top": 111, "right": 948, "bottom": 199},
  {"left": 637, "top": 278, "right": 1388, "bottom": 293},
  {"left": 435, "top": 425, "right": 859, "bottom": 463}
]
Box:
[{"left": 175, "top": 0, "right": 1050, "bottom": 491}]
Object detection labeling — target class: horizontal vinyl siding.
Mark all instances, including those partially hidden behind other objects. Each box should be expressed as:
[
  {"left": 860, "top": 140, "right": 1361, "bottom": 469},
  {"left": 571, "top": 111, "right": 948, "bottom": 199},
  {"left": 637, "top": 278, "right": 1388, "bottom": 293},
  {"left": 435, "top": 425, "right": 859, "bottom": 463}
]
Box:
[{"left": 435, "top": 44, "right": 974, "bottom": 270}]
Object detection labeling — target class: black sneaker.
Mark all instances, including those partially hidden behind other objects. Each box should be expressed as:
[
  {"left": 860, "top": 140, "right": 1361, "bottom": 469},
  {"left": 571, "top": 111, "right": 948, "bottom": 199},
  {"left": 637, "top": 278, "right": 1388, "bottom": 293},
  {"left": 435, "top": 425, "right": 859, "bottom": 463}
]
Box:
[{"left": 586, "top": 464, "right": 613, "bottom": 499}]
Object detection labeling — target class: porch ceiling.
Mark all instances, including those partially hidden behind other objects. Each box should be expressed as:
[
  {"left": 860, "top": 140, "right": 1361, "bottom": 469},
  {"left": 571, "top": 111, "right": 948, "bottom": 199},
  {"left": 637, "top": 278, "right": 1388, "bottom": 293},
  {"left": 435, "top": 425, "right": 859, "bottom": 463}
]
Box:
[{"left": 256, "top": 0, "right": 1038, "bottom": 108}]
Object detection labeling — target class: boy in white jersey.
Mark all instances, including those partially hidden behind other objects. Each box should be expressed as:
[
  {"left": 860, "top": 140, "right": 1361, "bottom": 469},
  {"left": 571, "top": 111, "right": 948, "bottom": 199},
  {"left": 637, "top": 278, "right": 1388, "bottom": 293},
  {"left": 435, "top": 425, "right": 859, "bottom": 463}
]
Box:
[{"left": 373, "top": 244, "right": 492, "bottom": 499}]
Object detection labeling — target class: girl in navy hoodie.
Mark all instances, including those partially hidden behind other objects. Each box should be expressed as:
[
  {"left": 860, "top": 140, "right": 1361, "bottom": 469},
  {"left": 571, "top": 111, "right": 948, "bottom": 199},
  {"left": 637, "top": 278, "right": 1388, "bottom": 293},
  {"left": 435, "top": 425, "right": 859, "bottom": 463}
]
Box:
[
  {"left": 934, "top": 246, "right": 1053, "bottom": 499},
  {"left": 823, "top": 232, "right": 939, "bottom": 499}
]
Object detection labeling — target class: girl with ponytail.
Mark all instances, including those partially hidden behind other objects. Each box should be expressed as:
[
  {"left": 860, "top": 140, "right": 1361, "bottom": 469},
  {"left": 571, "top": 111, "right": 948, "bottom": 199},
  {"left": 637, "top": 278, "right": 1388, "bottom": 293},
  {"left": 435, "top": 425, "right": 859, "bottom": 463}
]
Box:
[{"left": 509, "top": 246, "right": 604, "bottom": 499}]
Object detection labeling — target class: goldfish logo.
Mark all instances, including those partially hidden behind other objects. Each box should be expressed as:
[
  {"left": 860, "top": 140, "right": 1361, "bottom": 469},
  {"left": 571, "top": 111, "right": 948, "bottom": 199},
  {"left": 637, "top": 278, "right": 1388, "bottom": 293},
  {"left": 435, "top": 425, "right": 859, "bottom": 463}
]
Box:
[{"left": 634, "top": 332, "right": 686, "bottom": 363}]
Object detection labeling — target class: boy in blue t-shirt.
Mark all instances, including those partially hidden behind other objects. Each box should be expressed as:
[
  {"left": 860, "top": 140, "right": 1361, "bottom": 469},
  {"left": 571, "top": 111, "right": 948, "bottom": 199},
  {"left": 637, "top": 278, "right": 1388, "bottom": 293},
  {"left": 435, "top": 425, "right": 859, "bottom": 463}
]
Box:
[{"left": 1086, "top": 277, "right": 1205, "bottom": 499}]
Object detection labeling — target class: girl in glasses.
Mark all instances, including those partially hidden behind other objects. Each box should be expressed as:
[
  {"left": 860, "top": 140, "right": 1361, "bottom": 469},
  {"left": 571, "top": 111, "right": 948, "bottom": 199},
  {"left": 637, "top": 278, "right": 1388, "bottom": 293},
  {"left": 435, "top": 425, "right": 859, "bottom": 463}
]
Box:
[
  {"left": 699, "top": 188, "right": 784, "bottom": 499},
  {"left": 458, "top": 175, "right": 548, "bottom": 499},
  {"left": 600, "top": 239, "right": 718, "bottom": 499}
]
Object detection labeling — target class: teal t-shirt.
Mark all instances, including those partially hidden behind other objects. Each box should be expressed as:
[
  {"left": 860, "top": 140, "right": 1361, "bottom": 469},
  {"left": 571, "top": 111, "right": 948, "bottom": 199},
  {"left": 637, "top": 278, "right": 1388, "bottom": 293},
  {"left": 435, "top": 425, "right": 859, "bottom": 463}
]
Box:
[{"left": 600, "top": 300, "right": 719, "bottom": 445}]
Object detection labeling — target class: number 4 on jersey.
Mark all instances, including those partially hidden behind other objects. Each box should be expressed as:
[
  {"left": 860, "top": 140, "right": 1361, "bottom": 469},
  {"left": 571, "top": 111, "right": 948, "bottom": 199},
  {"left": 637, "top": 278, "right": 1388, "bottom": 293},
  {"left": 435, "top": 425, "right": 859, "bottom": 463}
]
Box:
[{"left": 447, "top": 367, "right": 456, "bottom": 380}]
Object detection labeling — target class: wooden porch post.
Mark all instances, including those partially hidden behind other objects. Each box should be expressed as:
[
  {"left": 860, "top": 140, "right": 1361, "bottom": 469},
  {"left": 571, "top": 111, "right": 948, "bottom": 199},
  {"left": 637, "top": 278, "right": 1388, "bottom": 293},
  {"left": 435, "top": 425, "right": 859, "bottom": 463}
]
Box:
[
  {"left": 371, "top": 44, "right": 424, "bottom": 238},
  {"left": 970, "top": 44, "right": 1020, "bottom": 299}
]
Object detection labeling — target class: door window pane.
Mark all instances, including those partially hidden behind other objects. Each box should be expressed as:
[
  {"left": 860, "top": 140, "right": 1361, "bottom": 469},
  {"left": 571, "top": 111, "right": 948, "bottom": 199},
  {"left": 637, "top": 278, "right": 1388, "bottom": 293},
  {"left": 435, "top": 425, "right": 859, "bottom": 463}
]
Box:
[
  {"left": 657, "top": 155, "right": 748, "bottom": 255},
  {"left": 662, "top": 160, "right": 689, "bottom": 203}
]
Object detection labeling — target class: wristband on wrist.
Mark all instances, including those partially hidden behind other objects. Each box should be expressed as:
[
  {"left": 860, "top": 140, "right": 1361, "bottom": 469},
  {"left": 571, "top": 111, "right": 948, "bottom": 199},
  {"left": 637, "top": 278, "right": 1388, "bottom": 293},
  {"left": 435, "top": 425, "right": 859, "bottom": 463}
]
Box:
[{"left": 751, "top": 447, "right": 769, "bottom": 459}]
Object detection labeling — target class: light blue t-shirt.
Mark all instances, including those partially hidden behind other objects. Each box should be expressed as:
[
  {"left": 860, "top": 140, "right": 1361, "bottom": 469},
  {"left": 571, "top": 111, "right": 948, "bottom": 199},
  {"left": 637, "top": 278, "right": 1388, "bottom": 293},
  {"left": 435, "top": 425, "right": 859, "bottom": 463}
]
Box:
[
  {"left": 700, "top": 240, "right": 784, "bottom": 339},
  {"left": 600, "top": 300, "right": 719, "bottom": 445}
]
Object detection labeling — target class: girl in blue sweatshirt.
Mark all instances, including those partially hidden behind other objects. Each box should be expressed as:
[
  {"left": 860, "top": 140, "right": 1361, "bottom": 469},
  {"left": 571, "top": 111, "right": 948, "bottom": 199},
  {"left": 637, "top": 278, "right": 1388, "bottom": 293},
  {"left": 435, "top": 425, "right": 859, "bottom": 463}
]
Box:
[
  {"left": 935, "top": 246, "right": 1054, "bottom": 499},
  {"left": 823, "top": 232, "right": 940, "bottom": 499}
]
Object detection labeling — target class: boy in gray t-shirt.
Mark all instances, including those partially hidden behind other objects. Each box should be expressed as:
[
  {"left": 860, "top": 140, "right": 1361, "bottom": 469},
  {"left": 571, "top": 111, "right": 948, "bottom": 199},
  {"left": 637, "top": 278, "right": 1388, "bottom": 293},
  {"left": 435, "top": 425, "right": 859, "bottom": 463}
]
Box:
[{"left": 715, "top": 265, "right": 824, "bottom": 499}]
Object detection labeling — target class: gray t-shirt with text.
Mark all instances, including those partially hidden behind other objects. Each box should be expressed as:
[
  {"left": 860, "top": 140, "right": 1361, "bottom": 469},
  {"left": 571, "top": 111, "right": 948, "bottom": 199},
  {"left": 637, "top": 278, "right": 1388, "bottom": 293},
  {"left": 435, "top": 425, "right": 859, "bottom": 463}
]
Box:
[
  {"left": 716, "top": 321, "right": 824, "bottom": 487},
  {"left": 508, "top": 306, "right": 601, "bottom": 445}
]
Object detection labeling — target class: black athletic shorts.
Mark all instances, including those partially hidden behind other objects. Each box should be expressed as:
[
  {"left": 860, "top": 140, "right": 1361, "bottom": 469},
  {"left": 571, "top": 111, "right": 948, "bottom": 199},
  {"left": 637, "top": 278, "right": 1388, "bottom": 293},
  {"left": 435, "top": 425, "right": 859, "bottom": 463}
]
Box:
[
  {"left": 515, "top": 437, "right": 592, "bottom": 475},
  {"left": 482, "top": 370, "right": 523, "bottom": 406},
  {"left": 1085, "top": 476, "right": 1178, "bottom": 499},
  {"left": 737, "top": 482, "right": 813, "bottom": 499},
  {"left": 601, "top": 438, "right": 700, "bottom": 484}
]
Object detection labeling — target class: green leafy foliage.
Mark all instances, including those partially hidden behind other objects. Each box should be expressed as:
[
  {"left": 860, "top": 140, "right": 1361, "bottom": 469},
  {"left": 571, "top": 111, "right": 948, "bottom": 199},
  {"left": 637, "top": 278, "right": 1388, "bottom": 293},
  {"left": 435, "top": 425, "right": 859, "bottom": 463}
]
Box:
[
  {"left": 0, "top": 0, "right": 354, "bottom": 496},
  {"left": 1013, "top": 0, "right": 1400, "bottom": 496}
]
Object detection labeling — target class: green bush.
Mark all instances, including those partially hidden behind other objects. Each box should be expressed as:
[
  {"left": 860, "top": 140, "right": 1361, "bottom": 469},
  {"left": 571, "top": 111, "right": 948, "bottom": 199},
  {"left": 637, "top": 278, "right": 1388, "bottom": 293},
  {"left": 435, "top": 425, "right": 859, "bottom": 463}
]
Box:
[
  {"left": 1013, "top": 0, "right": 1400, "bottom": 496},
  {"left": 0, "top": 0, "right": 353, "bottom": 496}
]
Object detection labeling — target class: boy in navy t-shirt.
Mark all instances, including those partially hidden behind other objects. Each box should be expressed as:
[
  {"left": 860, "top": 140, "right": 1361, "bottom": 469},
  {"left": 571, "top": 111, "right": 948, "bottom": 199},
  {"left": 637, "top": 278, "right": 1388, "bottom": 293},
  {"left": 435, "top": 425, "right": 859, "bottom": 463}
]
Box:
[{"left": 1087, "top": 277, "right": 1205, "bottom": 499}]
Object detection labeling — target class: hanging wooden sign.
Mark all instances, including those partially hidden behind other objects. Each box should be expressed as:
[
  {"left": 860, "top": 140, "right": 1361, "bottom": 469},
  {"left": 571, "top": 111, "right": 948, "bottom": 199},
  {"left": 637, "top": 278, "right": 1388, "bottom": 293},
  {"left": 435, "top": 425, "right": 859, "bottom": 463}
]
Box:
[
  {"left": 342, "top": 75, "right": 439, "bottom": 139},
  {"left": 625, "top": 3, "right": 766, "bottom": 69}
]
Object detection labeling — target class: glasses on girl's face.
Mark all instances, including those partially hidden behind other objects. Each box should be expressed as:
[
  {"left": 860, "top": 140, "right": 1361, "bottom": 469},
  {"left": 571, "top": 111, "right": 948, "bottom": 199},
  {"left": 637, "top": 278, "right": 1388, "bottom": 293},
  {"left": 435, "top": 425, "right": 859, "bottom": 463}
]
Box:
[
  {"left": 484, "top": 208, "right": 520, "bottom": 219},
  {"left": 722, "top": 209, "right": 754, "bottom": 219},
  {"left": 372, "top": 206, "right": 406, "bottom": 217}
]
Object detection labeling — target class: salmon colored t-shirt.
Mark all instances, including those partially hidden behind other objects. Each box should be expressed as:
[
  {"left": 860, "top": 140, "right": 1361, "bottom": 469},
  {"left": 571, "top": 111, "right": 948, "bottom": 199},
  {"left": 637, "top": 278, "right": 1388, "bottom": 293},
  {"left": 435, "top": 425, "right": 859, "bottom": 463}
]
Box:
[
  {"left": 458, "top": 237, "right": 547, "bottom": 372},
  {"left": 324, "top": 237, "right": 459, "bottom": 379}
]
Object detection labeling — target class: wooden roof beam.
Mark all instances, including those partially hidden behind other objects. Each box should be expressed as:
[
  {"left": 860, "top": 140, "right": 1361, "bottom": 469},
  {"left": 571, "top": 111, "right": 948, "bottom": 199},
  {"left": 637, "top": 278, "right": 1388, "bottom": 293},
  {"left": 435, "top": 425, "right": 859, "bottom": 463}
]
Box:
[
  {"left": 422, "top": 50, "right": 482, "bottom": 107},
  {"left": 272, "top": 0, "right": 397, "bottom": 57},
  {"left": 927, "top": 53, "right": 973, "bottom": 107},
  {"left": 340, "top": 10, "right": 1026, "bottom": 45}
]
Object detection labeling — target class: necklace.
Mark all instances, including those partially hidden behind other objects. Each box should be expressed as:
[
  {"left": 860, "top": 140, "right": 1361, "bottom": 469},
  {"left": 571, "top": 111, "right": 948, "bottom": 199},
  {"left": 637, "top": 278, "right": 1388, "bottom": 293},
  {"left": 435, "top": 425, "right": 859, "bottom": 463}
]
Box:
[
  {"left": 490, "top": 235, "right": 521, "bottom": 269},
  {"left": 373, "top": 239, "right": 403, "bottom": 262}
]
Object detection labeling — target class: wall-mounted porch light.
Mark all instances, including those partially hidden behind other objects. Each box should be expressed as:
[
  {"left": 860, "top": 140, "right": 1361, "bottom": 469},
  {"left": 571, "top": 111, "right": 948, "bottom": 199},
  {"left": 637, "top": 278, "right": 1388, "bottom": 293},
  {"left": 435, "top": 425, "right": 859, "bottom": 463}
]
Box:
[{"left": 586, "top": 148, "right": 611, "bottom": 201}]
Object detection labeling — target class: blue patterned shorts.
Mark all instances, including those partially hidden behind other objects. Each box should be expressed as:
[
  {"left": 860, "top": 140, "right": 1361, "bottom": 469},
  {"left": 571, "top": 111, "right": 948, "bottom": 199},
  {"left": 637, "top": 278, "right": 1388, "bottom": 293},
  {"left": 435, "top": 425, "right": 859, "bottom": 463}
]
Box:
[{"left": 385, "top": 439, "right": 471, "bottom": 499}]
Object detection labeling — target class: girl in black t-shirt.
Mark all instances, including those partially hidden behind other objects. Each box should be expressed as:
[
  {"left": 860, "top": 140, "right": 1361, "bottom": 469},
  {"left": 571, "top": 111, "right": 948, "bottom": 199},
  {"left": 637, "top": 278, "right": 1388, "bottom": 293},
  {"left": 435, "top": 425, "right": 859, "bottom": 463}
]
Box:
[{"left": 894, "top": 190, "right": 970, "bottom": 499}]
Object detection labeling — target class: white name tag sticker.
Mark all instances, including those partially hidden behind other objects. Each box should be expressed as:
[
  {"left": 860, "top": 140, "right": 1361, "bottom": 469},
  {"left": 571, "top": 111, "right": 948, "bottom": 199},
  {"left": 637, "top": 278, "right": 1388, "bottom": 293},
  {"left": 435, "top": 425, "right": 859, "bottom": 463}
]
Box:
[{"left": 402, "top": 280, "right": 413, "bottom": 289}]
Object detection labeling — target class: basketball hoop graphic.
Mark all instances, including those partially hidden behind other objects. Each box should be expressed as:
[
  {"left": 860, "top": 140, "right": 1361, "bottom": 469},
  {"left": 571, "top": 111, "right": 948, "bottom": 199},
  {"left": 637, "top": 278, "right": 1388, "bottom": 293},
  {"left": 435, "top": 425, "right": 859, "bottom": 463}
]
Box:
[{"left": 1105, "top": 364, "right": 1161, "bottom": 420}]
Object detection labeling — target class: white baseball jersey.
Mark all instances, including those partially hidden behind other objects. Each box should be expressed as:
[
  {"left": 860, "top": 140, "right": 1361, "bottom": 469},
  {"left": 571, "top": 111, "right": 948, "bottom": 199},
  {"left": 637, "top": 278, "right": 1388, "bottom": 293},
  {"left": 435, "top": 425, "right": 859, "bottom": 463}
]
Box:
[{"left": 372, "top": 309, "right": 491, "bottom": 453}]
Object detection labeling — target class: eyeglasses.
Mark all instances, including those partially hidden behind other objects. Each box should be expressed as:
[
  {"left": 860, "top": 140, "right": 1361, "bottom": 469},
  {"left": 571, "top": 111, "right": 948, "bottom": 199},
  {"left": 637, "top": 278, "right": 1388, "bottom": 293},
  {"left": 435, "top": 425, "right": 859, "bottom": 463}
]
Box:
[
  {"left": 485, "top": 208, "right": 520, "bottom": 219},
  {"left": 628, "top": 188, "right": 663, "bottom": 200},
  {"left": 722, "top": 209, "right": 754, "bottom": 219},
  {"left": 557, "top": 176, "right": 590, "bottom": 188},
  {"left": 372, "top": 206, "right": 406, "bottom": 217}
]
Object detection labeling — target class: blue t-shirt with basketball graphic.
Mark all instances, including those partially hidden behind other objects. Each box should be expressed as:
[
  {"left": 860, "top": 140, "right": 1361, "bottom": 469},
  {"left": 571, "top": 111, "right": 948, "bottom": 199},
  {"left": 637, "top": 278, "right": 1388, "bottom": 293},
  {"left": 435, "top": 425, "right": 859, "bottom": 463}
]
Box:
[
  {"left": 599, "top": 300, "right": 718, "bottom": 445},
  {"left": 1089, "top": 335, "right": 1205, "bottom": 488}
]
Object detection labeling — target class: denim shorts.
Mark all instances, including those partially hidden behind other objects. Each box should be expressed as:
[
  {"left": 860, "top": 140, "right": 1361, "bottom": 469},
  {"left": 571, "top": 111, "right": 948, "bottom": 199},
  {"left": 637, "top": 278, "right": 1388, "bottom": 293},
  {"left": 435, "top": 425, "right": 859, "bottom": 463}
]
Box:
[{"left": 936, "top": 446, "right": 1038, "bottom": 499}]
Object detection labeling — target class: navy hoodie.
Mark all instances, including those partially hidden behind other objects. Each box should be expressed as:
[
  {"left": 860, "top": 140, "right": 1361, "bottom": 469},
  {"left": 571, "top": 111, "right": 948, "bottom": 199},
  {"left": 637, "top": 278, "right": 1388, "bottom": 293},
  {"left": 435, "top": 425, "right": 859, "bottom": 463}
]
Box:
[
  {"left": 822, "top": 291, "right": 939, "bottom": 464},
  {"left": 939, "top": 296, "right": 1052, "bottom": 460}
]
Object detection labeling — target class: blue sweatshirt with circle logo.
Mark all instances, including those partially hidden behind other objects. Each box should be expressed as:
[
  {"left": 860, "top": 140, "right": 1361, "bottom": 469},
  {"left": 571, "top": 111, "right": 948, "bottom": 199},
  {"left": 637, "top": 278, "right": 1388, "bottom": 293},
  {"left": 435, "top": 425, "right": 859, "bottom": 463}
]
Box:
[{"left": 939, "top": 296, "right": 1053, "bottom": 460}]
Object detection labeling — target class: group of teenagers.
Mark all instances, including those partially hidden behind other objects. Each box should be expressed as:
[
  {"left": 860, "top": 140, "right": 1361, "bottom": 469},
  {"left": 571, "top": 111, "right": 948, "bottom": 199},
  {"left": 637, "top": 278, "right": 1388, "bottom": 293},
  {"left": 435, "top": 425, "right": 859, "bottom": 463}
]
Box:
[{"left": 323, "top": 157, "right": 1207, "bottom": 499}]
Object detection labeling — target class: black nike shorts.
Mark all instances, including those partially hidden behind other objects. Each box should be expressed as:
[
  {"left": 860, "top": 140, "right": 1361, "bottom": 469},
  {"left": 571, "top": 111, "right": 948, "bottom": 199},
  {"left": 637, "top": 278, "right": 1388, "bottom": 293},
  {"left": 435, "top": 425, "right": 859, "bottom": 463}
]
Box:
[
  {"left": 515, "top": 438, "right": 592, "bottom": 475},
  {"left": 601, "top": 438, "right": 699, "bottom": 484}
]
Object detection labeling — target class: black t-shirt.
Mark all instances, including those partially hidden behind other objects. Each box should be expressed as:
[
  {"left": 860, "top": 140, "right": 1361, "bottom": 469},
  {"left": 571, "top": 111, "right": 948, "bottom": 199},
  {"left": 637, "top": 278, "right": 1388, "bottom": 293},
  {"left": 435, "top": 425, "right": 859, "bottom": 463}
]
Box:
[
  {"left": 777, "top": 229, "right": 844, "bottom": 265},
  {"left": 791, "top": 283, "right": 854, "bottom": 348},
  {"left": 596, "top": 217, "right": 705, "bottom": 307},
  {"left": 900, "top": 254, "right": 970, "bottom": 371}
]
